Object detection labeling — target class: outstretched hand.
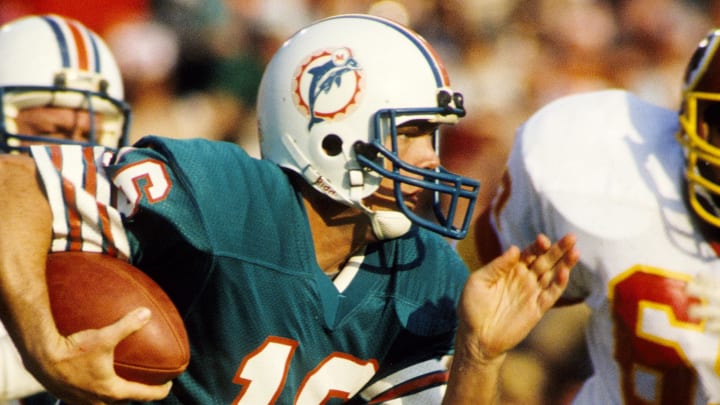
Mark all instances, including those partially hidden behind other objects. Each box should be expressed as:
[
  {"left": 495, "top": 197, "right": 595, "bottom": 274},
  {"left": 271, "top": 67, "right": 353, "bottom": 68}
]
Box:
[
  {"left": 21, "top": 307, "right": 171, "bottom": 405},
  {"left": 443, "top": 234, "right": 579, "bottom": 404},
  {"left": 458, "top": 233, "right": 579, "bottom": 361}
]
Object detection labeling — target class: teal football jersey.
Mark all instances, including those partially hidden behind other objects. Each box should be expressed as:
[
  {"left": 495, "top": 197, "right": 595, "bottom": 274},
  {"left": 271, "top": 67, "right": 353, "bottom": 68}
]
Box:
[{"left": 32, "top": 137, "right": 469, "bottom": 404}]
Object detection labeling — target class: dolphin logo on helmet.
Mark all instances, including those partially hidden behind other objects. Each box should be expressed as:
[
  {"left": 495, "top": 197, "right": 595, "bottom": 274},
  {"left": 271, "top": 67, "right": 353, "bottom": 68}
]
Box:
[
  {"left": 294, "top": 47, "right": 363, "bottom": 130},
  {"left": 260, "top": 14, "right": 478, "bottom": 240}
]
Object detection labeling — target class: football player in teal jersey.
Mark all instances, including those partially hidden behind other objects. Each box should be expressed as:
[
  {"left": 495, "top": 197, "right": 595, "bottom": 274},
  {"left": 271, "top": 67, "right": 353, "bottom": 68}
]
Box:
[{"left": 0, "top": 14, "right": 578, "bottom": 404}]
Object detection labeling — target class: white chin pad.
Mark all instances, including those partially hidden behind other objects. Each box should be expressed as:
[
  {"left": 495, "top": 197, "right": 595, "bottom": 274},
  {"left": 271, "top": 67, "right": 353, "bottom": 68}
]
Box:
[{"left": 369, "top": 210, "right": 412, "bottom": 240}]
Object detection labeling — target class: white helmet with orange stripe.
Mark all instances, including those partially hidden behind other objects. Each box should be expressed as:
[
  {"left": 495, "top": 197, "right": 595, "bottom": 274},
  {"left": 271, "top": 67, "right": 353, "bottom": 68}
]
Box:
[
  {"left": 0, "top": 14, "right": 130, "bottom": 152},
  {"left": 258, "top": 14, "right": 478, "bottom": 239}
]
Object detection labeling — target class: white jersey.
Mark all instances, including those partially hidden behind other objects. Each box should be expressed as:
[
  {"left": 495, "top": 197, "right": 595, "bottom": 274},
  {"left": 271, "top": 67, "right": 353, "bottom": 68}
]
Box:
[
  {"left": 491, "top": 89, "right": 720, "bottom": 404},
  {"left": 0, "top": 322, "right": 44, "bottom": 403}
]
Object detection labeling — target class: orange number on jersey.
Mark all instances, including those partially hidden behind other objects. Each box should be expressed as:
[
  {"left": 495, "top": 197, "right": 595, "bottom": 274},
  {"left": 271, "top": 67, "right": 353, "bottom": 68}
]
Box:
[
  {"left": 610, "top": 266, "right": 704, "bottom": 404},
  {"left": 112, "top": 159, "right": 171, "bottom": 217},
  {"left": 232, "top": 337, "right": 297, "bottom": 404},
  {"left": 232, "top": 336, "right": 378, "bottom": 404}
]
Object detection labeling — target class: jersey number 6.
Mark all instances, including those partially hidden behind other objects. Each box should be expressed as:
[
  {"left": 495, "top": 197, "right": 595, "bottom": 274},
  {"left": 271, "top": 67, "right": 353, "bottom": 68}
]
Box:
[{"left": 610, "top": 266, "right": 715, "bottom": 404}]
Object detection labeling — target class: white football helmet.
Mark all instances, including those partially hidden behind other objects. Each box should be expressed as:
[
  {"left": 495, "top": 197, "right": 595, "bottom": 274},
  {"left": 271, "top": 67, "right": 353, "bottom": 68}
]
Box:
[
  {"left": 258, "top": 14, "right": 479, "bottom": 239},
  {"left": 0, "top": 14, "right": 130, "bottom": 152},
  {"left": 678, "top": 28, "right": 720, "bottom": 228}
]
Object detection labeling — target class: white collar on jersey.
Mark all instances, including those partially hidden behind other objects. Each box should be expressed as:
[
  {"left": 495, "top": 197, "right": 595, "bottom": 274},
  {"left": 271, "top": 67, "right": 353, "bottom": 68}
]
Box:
[{"left": 332, "top": 247, "right": 367, "bottom": 293}]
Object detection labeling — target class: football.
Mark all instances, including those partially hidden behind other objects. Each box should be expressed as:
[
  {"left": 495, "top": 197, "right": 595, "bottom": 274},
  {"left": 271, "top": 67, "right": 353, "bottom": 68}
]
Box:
[{"left": 46, "top": 252, "right": 190, "bottom": 385}]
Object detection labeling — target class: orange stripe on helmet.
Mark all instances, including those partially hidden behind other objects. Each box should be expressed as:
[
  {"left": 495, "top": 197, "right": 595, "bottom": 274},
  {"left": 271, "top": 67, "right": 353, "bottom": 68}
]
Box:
[{"left": 65, "top": 18, "right": 90, "bottom": 71}]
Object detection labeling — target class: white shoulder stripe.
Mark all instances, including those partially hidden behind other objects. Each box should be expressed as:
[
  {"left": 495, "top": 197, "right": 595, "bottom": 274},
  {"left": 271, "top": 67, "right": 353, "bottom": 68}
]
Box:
[
  {"left": 31, "top": 146, "right": 69, "bottom": 252},
  {"left": 359, "top": 358, "right": 446, "bottom": 400},
  {"left": 370, "top": 386, "right": 446, "bottom": 404}
]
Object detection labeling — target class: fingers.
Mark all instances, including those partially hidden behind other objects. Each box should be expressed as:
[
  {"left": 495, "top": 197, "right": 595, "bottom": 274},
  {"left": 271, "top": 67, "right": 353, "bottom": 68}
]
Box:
[
  {"left": 526, "top": 233, "right": 578, "bottom": 276},
  {"left": 64, "top": 307, "right": 151, "bottom": 360},
  {"left": 518, "top": 233, "right": 578, "bottom": 310},
  {"left": 107, "top": 308, "right": 172, "bottom": 400},
  {"left": 103, "top": 307, "right": 153, "bottom": 344},
  {"left": 484, "top": 234, "right": 578, "bottom": 285},
  {"left": 519, "top": 233, "right": 576, "bottom": 267},
  {"left": 688, "top": 274, "right": 720, "bottom": 302},
  {"left": 473, "top": 233, "right": 578, "bottom": 317},
  {"left": 66, "top": 307, "right": 152, "bottom": 357},
  {"left": 116, "top": 380, "right": 172, "bottom": 402},
  {"left": 62, "top": 381, "right": 171, "bottom": 405},
  {"left": 58, "top": 380, "right": 171, "bottom": 405},
  {"left": 689, "top": 302, "right": 720, "bottom": 334},
  {"left": 478, "top": 245, "right": 520, "bottom": 280},
  {"left": 688, "top": 303, "right": 720, "bottom": 320},
  {"left": 519, "top": 234, "right": 551, "bottom": 264},
  {"left": 537, "top": 264, "right": 572, "bottom": 310},
  {"left": 687, "top": 274, "right": 720, "bottom": 334},
  {"left": 52, "top": 307, "right": 168, "bottom": 404},
  {"left": 537, "top": 270, "right": 555, "bottom": 289}
]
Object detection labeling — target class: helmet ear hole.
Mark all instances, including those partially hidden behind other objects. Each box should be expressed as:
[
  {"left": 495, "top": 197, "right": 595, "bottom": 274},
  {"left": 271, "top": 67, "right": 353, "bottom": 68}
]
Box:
[{"left": 322, "top": 134, "right": 343, "bottom": 156}]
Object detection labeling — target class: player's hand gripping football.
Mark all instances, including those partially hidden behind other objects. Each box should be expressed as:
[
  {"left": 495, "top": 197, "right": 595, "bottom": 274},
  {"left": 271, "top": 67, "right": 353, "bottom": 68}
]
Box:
[
  {"left": 0, "top": 156, "right": 172, "bottom": 404},
  {"left": 18, "top": 308, "right": 171, "bottom": 405}
]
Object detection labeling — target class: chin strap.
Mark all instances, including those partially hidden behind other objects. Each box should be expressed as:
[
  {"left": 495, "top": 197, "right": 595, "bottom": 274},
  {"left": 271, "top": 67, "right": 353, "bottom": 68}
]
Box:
[{"left": 363, "top": 206, "right": 412, "bottom": 240}]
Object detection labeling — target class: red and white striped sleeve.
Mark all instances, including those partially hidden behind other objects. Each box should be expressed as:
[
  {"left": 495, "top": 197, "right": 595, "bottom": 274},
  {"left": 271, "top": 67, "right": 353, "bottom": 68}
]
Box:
[{"left": 31, "top": 144, "right": 130, "bottom": 259}]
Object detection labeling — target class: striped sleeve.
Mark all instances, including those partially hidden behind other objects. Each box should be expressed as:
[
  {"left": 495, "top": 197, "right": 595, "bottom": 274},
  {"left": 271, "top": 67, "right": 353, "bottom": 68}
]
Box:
[
  {"left": 31, "top": 145, "right": 130, "bottom": 259},
  {"left": 358, "top": 358, "right": 448, "bottom": 404}
]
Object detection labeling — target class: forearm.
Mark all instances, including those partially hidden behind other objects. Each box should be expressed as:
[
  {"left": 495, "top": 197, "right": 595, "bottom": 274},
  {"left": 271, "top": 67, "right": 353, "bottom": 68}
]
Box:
[
  {"left": 443, "top": 326, "right": 505, "bottom": 405},
  {"left": 0, "top": 156, "right": 56, "bottom": 363}
]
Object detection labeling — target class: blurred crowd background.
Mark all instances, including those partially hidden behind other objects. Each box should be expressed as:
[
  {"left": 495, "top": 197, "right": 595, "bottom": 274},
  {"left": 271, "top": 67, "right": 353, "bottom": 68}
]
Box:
[{"left": 1, "top": 0, "right": 718, "bottom": 404}]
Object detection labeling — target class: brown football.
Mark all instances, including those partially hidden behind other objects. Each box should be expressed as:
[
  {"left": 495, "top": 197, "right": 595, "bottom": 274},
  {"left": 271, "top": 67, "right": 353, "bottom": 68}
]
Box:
[{"left": 46, "top": 252, "right": 190, "bottom": 385}]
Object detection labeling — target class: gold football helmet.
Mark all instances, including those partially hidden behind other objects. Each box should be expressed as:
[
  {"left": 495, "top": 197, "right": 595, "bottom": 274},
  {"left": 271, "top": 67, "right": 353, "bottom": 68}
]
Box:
[{"left": 678, "top": 28, "right": 720, "bottom": 227}]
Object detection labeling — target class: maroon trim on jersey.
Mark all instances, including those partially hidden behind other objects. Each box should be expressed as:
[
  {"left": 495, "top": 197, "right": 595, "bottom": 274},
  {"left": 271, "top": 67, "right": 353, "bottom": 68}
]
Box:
[{"left": 368, "top": 370, "right": 448, "bottom": 403}]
